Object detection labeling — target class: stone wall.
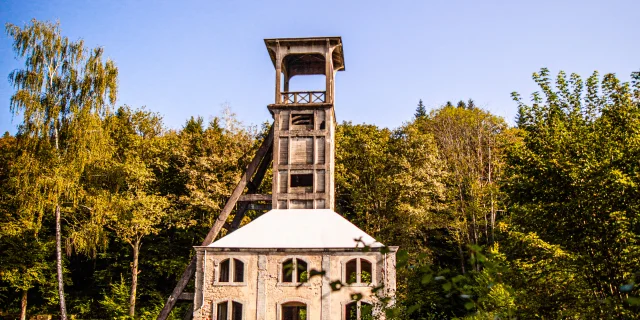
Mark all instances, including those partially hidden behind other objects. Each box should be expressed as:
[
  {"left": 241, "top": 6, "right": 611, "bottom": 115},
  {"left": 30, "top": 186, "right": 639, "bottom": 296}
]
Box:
[{"left": 193, "top": 248, "right": 397, "bottom": 320}]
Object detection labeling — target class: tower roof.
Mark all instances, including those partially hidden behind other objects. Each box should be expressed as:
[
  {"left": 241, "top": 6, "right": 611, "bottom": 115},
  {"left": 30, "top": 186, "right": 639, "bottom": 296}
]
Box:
[
  {"left": 208, "top": 209, "right": 383, "bottom": 249},
  {"left": 264, "top": 37, "right": 345, "bottom": 75}
]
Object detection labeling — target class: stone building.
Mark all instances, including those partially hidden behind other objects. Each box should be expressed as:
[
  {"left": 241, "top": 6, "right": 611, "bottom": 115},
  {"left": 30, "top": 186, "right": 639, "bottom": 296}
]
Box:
[{"left": 192, "top": 37, "right": 397, "bottom": 320}]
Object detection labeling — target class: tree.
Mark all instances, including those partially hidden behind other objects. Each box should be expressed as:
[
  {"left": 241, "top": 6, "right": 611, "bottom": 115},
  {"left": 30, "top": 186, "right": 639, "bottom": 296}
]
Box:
[
  {"left": 99, "top": 106, "right": 170, "bottom": 317},
  {"left": 416, "top": 103, "right": 511, "bottom": 274},
  {"left": 6, "top": 20, "right": 117, "bottom": 319},
  {"left": 0, "top": 229, "right": 54, "bottom": 320},
  {"left": 335, "top": 121, "right": 448, "bottom": 308},
  {"left": 467, "top": 99, "right": 476, "bottom": 110},
  {"left": 415, "top": 99, "right": 427, "bottom": 119},
  {"left": 0, "top": 132, "right": 54, "bottom": 320},
  {"left": 170, "top": 110, "right": 256, "bottom": 230},
  {"left": 507, "top": 68, "right": 640, "bottom": 317}
]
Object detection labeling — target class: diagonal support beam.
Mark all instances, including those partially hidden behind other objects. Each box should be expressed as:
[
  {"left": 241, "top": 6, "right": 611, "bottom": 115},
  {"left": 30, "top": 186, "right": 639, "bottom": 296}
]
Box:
[
  {"left": 157, "top": 125, "right": 274, "bottom": 320},
  {"left": 229, "top": 148, "right": 273, "bottom": 232}
]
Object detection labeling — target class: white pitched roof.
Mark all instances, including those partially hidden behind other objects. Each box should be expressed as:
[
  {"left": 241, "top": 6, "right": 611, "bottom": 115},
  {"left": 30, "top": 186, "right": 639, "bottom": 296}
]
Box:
[{"left": 208, "top": 209, "right": 383, "bottom": 248}]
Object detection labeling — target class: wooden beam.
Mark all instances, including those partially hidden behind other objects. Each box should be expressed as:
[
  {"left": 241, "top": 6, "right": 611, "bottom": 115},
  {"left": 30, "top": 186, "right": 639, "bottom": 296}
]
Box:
[
  {"left": 238, "top": 194, "right": 272, "bottom": 202},
  {"left": 276, "top": 193, "right": 327, "bottom": 200},
  {"left": 157, "top": 125, "right": 274, "bottom": 320},
  {"left": 178, "top": 292, "right": 194, "bottom": 300},
  {"left": 157, "top": 255, "right": 197, "bottom": 320},
  {"left": 250, "top": 148, "right": 272, "bottom": 195},
  {"left": 279, "top": 130, "right": 327, "bottom": 137},
  {"left": 248, "top": 203, "right": 272, "bottom": 211},
  {"left": 277, "top": 164, "right": 325, "bottom": 170}
]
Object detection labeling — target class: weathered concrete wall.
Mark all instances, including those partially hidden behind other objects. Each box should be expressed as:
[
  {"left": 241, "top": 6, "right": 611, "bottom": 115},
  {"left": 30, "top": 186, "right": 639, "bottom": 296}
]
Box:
[
  {"left": 193, "top": 248, "right": 397, "bottom": 320},
  {"left": 193, "top": 252, "right": 260, "bottom": 319},
  {"left": 325, "top": 252, "right": 395, "bottom": 319}
]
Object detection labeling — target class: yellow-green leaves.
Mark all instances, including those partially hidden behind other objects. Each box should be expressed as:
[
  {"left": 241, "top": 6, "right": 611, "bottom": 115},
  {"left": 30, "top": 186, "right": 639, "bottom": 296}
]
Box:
[{"left": 507, "top": 69, "right": 640, "bottom": 317}]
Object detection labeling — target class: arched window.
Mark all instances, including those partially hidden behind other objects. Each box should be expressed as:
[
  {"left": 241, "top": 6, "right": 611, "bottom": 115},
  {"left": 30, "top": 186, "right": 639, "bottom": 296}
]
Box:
[
  {"left": 345, "top": 301, "right": 373, "bottom": 320},
  {"left": 345, "top": 258, "right": 372, "bottom": 285},
  {"left": 215, "top": 300, "right": 243, "bottom": 320},
  {"left": 282, "top": 302, "right": 307, "bottom": 320},
  {"left": 281, "top": 258, "right": 308, "bottom": 283},
  {"left": 218, "top": 258, "right": 245, "bottom": 283}
]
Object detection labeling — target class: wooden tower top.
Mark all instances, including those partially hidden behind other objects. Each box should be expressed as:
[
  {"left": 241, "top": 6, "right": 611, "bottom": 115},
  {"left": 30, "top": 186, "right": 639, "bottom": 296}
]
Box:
[
  {"left": 264, "top": 37, "right": 345, "bottom": 106},
  {"left": 264, "top": 37, "right": 345, "bottom": 73}
]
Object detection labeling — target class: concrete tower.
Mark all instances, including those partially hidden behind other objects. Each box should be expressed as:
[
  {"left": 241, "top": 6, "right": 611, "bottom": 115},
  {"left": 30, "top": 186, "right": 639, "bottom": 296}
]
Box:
[{"left": 265, "top": 37, "right": 344, "bottom": 210}]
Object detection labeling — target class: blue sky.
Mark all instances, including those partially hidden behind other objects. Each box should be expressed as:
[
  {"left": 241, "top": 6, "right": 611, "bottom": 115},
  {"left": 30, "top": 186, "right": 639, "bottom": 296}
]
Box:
[{"left": 1, "top": 0, "right": 638, "bottom": 134}]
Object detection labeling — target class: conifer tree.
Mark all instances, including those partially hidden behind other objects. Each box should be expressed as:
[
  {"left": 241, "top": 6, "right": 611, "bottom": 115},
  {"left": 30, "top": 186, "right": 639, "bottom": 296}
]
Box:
[{"left": 414, "top": 99, "right": 427, "bottom": 118}]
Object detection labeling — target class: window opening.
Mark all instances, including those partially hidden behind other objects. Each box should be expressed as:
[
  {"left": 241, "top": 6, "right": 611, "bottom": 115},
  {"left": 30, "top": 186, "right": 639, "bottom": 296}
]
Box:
[
  {"left": 291, "top": 174, "right": 313, "bottom": 188},
  {"left": 232, "top": 301, "right": 243, "bottom": 320},
  {"left": 361, "top": 302, "right": 373, "bottom": 320},
  {"left": 219, "top": 258, "right": 244, "bottom": 283},
  {"left": 282, "top": 302, "right": 307, "bottom": 320},
  {"left": 217, "top": 302, "right": 228, "bottom": 320},
  {"left": 282, "top": 258, "right": 308, "bottom": 283},
  {"left": 361, "top": 260, "right": 372, "bottom": 284},
  {"left": 346, "top": 259, "right": 357, "bottom": 284},
  {"left": 346, "top": 301, "right": 373, "bottom": 320},
  {"left": 283, "top": 259, "right": 294, "bottom": 283},
  {"left": 234, "top": 260, "right": 244, "bottom": 282},
  {"left": 345, "top": 258, "right": 372, "bottom": 285},
  {"left": 216, "top": 301, "right": 243, "bottom": 320},
  {"left": 219, "top": 259, "right": 230, "bottom": 282},
  {"left": 291, "top": 114, "right": 314, "bottom": 130},
  {"left": 297, "top": 260, "right": 308, "bottom": 283},
  {"left": 346, "top": 302, "right": 357, "bottom": 320}
]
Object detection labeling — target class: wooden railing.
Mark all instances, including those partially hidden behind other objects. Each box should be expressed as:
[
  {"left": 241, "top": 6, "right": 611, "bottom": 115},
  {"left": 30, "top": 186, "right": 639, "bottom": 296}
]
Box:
[{"left": 282, "top": 91, "right": 326, "bottom": 104}]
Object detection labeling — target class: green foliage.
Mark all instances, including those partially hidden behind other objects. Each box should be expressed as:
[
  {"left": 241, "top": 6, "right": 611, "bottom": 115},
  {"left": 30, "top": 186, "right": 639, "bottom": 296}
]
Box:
[
  {"left": 298, "top": 271, "right": 308, "bottom": 283},
  {"left": 504, "top": 68, "right": 640, "bottom": 318},
  {"left": 336, "top": 121, "right": 447, "bottom": 250},
  {"left": 5, "top": 18, "right": 118, "bottom": 249},
  {"left": 415, "top": 103, "right": 512, "bottom": 273},
  {"left": 100, "top": 274, "right": 166, "bottom": 320},
  {"left": 2, "top": 18, "right": 639, "bottom": 320},
  {"left": 361, "top": 271, "right": 372, "bottom": 284},
  {"left": 298, "top": 307, "right": 307, "bottom": 319},
  {"left": 361, "top": 303, "right": 374, "bottom": 320},
  {"left": 4, "top": 18, "right": 118, "bottom": 319},
  {"left": 99, "top": 275, "right": 131, "bottom": 319},
  {"left": 348, "top": 270, "right": 372, "bottom": 285}
]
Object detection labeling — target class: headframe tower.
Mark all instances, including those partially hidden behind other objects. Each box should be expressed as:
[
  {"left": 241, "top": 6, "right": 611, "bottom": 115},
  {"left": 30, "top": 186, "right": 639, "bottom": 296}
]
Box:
[{"left": 264, "top": 37, "right": 345, "bottom": 210}]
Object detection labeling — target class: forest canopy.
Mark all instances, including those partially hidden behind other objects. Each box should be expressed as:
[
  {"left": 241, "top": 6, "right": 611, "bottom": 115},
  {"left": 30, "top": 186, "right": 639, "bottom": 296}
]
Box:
[{"left": 1, "top": 19, "right": 639, "bottom": 319}]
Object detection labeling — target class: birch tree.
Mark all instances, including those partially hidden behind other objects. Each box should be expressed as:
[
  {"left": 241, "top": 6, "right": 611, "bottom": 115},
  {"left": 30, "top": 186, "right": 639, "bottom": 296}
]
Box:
[{"left": 5, "top": 20, "right": 117, "bottom": 319}]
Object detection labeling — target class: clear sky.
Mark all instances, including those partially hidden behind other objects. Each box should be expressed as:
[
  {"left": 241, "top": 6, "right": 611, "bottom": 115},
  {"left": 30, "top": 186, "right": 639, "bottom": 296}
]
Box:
[{"left": 1, "top": 0, "right": 638, "bottom": 134}]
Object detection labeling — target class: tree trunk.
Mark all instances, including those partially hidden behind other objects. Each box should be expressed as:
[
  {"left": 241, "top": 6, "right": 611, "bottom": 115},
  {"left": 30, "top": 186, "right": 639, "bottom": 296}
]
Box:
[
  {"left": 55, "top": 204, "right": 68, "bottom": 320},
  {"left": 20, "top": 289, "right": 28, "bottom": 320},
  {"left": 458, "top": 240, "right": 466, "bottom": 274},
  {"left": 129, "top": 238, "right": 141, "bottom": 317}
]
